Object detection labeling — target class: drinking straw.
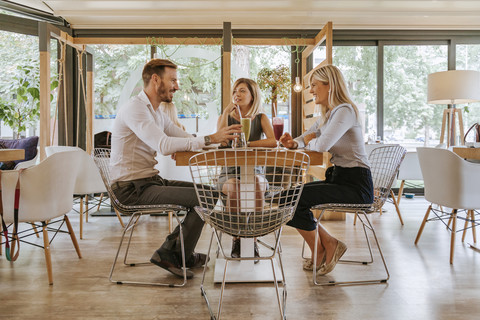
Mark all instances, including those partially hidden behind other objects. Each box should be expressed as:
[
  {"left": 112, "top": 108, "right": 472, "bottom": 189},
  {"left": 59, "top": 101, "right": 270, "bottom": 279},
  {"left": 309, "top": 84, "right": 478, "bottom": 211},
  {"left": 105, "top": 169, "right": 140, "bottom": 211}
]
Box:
[{"left": 235, "top": 104, "right": 242, "bottom": 120}]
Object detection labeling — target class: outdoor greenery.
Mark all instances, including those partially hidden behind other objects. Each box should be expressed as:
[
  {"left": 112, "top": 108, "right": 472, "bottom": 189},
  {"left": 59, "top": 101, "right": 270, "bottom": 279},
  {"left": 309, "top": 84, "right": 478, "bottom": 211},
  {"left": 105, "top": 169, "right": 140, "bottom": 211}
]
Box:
[
  {"left": 91, "top": 44, "right": 149, "bottom": 116},
  {"left": 1, "top": 64, "right": 40, "bottom": 137},
  {"left": 0, "top": 31, "right": 57, "bottom": 137}
]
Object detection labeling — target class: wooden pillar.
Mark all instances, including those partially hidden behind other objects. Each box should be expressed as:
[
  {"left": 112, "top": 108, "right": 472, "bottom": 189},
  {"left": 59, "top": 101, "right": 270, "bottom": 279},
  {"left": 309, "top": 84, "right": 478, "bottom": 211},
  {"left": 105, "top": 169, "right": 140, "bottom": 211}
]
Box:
[
  {"left": 38, "top": 22, "right": 51, "bottom": 161},
  {"left": 221, "top": 22, "right": 232, "bottom": 111},
  {"left": 325, "top": 21, "right": 333, "bottom": 64},
  {"left": 86, "top": 52, "right": 94, "bottom": 154}
]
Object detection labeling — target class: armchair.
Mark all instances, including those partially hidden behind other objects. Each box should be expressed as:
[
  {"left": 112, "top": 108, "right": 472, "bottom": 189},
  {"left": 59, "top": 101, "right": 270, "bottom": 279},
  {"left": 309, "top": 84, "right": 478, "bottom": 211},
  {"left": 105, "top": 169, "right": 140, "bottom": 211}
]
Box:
[
  {"left": 415, "top": 147, "right": 480, "bottom": 264},
  {"left": 45, "top": 146, "right": 111, "bottom": 239},
  {"left": 0, "top": 150, "right": 82, "bottom": 284}
]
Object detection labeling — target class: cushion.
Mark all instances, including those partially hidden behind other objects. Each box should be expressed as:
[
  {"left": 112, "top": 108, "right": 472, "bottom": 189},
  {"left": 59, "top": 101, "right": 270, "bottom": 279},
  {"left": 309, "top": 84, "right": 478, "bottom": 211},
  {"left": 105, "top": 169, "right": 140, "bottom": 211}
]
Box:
[
  {"left": 0, "top": 136, "right": 39, "bottom": 165},
  {"left": 0, "top": 140, "right": 16, "bottom": 170}
]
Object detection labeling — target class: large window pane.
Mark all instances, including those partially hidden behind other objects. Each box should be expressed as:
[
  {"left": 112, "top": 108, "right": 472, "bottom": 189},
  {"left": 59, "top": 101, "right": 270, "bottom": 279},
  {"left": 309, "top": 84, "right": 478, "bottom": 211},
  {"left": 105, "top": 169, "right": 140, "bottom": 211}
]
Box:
[
  {"left": 0, "top": 31, "right": 58, "bottom": 139},
  {"left": 456, "top": 44, "right": 480, "bottom": 140},
  {"left": 155, "top": 44, "right": 221, "bottom": 137},
  {"left": 384, "top": 45, "right": 447, "bottom": 149},
  {"left": 313, "top": 46, "right": 377, "bottom": 140},
  {"left": 333, "top": 46, "right": 377, "bottom": 141},
  {"left": 90, "top": 44, "right": 148, "bottom": 134},
  {"left": 232, "top": 45, "right": 292, "bottom": 133}
]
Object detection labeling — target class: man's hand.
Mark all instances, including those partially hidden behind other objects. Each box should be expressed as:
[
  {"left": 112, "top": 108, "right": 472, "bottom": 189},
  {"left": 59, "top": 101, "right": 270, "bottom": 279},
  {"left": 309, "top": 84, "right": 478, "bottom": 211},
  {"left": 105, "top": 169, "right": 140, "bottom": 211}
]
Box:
[
  {"left": 210, "top": 124, "right": 242, "bottom": 145},
  {"left": 279, "top": 132, "right": 297, "bottom": 149}
]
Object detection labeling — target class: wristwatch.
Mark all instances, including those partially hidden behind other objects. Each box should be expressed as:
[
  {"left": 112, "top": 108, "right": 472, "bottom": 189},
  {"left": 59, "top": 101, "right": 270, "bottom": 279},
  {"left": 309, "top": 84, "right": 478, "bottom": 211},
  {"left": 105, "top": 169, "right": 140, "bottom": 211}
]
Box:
[{"left": 204, "top": 135, "right": 212, "bottom": 146}]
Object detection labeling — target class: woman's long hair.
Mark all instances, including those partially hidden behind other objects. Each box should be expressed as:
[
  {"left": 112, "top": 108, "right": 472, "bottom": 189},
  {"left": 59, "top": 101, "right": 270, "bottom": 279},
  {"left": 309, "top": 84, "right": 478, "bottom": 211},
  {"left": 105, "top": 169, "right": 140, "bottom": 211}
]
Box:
[
  {"left": 160, "top": 102, "right": 186, "bottom": 131},
  {"left": 309, "top": 65, "right": 359, "bottom": 120},
  {"left": 232, "top": 78, "right": 265, "bottom": 118}
]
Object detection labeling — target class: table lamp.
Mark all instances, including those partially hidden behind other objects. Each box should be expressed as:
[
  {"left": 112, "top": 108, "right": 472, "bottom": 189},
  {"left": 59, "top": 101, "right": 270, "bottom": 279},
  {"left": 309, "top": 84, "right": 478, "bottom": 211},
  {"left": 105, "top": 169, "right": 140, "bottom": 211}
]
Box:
[{"left": 427, "top": 70, "right": 480, "bottom": 147}]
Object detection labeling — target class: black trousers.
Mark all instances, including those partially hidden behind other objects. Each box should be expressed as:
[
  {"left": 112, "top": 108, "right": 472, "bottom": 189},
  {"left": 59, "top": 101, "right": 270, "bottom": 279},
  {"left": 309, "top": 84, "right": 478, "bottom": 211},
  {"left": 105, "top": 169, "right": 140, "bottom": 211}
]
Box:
[
  {"left": 286, "top": 166, "right": 374, "bottom": 231},
  {"left": 112, "top": 175, "right": 215, "bottom": 258}
]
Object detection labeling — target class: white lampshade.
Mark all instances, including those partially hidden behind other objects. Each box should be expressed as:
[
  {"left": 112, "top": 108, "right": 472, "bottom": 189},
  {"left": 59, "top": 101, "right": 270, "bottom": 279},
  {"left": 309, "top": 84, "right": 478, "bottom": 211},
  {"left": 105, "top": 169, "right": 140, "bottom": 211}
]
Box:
[{"left": 427, "top": 70, "right": 480, "bottom": 104}]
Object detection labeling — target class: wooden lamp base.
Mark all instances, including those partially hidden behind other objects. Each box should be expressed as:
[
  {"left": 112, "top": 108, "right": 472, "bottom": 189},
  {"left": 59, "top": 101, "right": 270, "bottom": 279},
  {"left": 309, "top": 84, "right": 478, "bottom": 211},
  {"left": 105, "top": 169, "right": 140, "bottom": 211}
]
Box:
[{"left": 439, "top": 108, "right": 464, "bottom": 147}]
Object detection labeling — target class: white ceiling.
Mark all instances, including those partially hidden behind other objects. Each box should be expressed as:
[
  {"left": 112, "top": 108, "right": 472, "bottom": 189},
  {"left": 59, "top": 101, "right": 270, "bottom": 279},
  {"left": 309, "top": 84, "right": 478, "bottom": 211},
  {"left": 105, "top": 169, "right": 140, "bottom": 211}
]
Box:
[{"left": 8, "top": 0, "right": 480, "bottom": 30}]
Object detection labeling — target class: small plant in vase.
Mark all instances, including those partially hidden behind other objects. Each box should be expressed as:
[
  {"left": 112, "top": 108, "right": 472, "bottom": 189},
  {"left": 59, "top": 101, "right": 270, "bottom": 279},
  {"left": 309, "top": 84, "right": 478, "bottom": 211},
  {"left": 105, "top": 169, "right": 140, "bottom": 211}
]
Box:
[{"left": 257, "top": 65, "right": 291, "bottom": 117}]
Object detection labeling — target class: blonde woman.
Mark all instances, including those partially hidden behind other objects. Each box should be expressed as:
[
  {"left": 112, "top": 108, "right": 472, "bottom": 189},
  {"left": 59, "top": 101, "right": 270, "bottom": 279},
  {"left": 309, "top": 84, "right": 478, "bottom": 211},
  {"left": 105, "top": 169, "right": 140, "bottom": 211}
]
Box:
[
  {"left": 280, "top": 65, "right": 374, "bottom": 275},
  {"left": 217, "top": 78, "right": 276, "bottom": 259}
]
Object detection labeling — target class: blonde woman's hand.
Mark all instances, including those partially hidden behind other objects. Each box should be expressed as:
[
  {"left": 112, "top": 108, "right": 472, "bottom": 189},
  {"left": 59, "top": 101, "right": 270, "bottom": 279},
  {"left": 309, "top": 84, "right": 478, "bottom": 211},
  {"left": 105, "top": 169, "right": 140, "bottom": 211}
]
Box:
[
  {"left": 224, "top": 102, "right": 239, "bottom": 117},
  {"left": 303, "top": 132, "right": 316, "bottom": 146},
  {"left": 279, "top": 133, "right": 297, "bottom": 149}
]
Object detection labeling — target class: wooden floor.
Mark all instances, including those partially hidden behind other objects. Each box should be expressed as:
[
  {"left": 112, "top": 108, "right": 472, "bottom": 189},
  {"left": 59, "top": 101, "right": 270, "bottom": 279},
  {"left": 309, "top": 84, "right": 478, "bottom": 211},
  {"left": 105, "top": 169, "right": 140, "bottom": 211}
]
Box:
[{"left": 1, "top": 196, "right": 480, "bottom": 320}]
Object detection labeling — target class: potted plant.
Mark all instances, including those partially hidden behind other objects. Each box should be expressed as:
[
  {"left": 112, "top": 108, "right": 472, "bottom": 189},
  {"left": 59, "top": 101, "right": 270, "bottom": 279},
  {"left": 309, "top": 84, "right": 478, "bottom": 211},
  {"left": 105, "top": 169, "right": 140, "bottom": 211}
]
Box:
[
  {"left": 0, "top": 64, "right": 57, "bottom": 138},
  {"left": 257, "top": 65, "right": 291, "bottom": 117}
]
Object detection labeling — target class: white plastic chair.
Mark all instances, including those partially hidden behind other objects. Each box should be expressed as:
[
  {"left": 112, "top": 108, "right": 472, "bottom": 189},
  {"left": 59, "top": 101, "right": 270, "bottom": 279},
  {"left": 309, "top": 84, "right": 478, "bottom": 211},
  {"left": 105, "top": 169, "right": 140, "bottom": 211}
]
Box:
[
  {"left": 0, "top": 151, "right": 82, "bottom": 285},
  {"left": 396, "top": 151, "right": 423, "bottom": 204},
  {"left": 45, "top": 146, "right": 111, "bottom": 239},
  {"left": 415, "top": 147, "right": 480, "bottom": 264},
  {"left": 14, "top": 147, "right": 39, "bottom": 169}
]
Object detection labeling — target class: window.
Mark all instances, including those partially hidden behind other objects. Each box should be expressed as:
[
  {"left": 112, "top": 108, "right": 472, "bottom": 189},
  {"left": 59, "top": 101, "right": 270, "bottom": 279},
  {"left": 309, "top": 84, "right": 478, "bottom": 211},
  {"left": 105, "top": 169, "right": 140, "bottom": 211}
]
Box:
[
  {"left": 0, "top": 30, "right": 56, "bottom": 138},
  {"left": 232, "top": 45, "right": 292, "bottom": 133},
  {"left": 90, "top": 44, "right": 147, "bottom": 134},
  {"left": 334, "top": 46, "right": 377, "bottom": 141},
  {"left": 456, "top": 44, "right": 480, "bottom": 140},
  {"left": 384, "top": 45, "right": 448, "bottom": 149},
  {"left": 155, "top": 44, "right": 222, "bottom": 136}
]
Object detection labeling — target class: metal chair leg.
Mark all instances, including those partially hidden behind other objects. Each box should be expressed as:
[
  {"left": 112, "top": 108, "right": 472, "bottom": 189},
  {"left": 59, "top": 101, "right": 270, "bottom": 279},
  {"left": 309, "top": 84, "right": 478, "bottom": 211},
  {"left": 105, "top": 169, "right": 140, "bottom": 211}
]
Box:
[
  {"left": 313, "top": 210, "right": 389, "bottom": 286},
  {"left": 109, "top": 211, "right": 187, "bottom": 287},
  {"left": 200, "top": 228, "right": 287, "bottom": 319}
]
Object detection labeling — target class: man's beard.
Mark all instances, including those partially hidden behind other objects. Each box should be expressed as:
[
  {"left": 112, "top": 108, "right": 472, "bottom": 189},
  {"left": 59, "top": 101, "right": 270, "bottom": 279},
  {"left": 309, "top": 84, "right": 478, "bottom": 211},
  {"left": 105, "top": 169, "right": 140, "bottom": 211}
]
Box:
[{"left": 157, "top": 81, "right": 173, "bottom": 103}]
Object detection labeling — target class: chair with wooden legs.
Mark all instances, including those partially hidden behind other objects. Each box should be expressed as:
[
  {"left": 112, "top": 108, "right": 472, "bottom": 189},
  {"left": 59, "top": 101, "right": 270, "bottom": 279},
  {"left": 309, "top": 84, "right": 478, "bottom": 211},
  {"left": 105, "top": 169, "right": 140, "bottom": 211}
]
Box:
[
  {"left": 0, "top": 151, "right": 82, "bottom": 285},
  {"left": 93, "top": 148, "right": 188, "bottom": 286},
  {"left": 415, "top": 147, "right": 480, "bottom": 264},
  {"left": 45, "top": 146, "right": 112, "bottom": 239}
]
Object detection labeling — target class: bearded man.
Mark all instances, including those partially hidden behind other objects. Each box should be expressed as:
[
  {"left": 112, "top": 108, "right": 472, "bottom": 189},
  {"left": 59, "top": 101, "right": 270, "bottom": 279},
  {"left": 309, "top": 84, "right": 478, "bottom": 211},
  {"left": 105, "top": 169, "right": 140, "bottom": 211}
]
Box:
[{"left": 110, "top": 59, "right": 241, "bottom": 278}]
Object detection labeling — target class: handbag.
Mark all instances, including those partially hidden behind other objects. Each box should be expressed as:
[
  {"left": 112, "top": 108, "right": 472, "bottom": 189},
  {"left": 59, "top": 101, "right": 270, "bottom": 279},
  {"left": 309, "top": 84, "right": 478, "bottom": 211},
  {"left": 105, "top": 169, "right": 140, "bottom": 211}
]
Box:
[{"left": 464, "top": 123, "right": 480, "bottom": 143}]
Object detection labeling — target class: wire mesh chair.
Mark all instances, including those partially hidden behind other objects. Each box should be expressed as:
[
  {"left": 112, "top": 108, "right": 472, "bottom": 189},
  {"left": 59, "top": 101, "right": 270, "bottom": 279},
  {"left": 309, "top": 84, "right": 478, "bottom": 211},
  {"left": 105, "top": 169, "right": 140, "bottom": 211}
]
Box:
[
  {"left": 354, "top": 145, "right": 407, "bottom": 225},
  {"left": 189, "top": 148, "right": 310, "bottom": 320},
  {"left": 310, "top": 145, "right": 406, "bottom": 286},
  {"left": 93, "top": 148, "right": 188, "bottom": 286}
]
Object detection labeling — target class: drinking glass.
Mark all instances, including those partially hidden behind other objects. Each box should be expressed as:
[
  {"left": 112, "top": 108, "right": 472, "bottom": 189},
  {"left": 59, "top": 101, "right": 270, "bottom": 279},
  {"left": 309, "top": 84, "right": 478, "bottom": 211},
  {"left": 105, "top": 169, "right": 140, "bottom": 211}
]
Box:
[
  {"left": 232, "top": 132, "right": 247, "bottom": 148},
  {"left": 241, "top": 118, "right": 251, "bottom": 142},
  {"left": 272, "top": 117, "right": 284, "bottom": 148}
]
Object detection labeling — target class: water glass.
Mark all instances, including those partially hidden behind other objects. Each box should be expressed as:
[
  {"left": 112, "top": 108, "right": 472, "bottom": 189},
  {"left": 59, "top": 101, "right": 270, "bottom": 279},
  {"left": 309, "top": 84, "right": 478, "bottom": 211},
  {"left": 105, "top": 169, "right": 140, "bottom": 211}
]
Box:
[{"left": 232, "top": 132, "right": 247, "bottom": 148}]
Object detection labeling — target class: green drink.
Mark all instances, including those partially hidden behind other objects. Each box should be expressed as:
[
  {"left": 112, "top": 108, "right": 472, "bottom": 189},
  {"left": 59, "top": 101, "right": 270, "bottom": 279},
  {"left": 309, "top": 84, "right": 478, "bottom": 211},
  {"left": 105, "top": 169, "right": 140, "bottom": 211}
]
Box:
[{"left": 241, "top": 118, "right": 251, "bottom": 142}]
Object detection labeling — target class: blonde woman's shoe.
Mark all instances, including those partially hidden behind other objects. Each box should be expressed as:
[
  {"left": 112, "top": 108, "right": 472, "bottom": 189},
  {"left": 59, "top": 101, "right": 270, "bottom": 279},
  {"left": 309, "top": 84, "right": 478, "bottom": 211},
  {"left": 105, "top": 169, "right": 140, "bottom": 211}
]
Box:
[
  {"left": 303, "top": 255, "right": 326, "bottom": 271},
  {"left": 317, "top": 241, "right": 347, "bottom": 276}
]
